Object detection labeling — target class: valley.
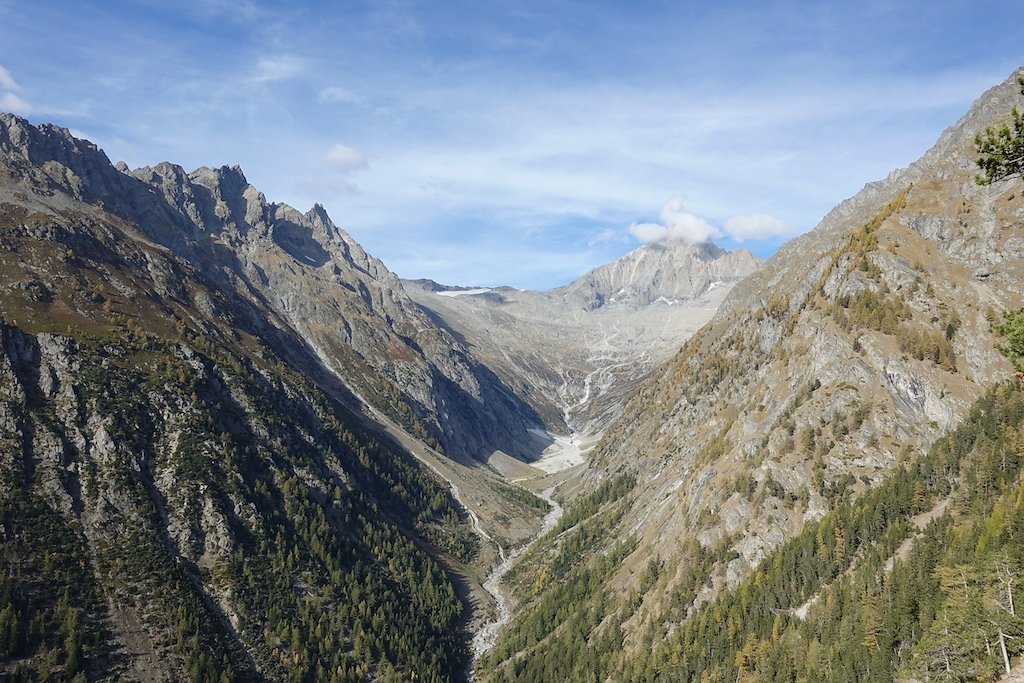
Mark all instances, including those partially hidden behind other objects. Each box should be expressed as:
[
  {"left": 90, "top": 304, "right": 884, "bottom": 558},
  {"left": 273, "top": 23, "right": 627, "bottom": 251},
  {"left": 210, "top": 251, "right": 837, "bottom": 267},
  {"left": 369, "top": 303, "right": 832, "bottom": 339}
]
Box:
[
  {"left": 404, "top": 240, "right": 758, "bottom": 438},
  {"left": 1, "top": 64, "right": 1024, "bottom": 683}
]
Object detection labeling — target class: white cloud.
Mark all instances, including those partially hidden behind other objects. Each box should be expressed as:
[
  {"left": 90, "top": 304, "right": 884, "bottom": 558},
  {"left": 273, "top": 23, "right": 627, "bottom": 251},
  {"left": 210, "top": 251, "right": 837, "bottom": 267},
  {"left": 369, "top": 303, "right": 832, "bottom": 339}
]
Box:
[
  {"left": 0, "top": 92, "right": 31, "bottom": 115},
  {"left": 0, "top": 65, "right": 20, "bottom": 91},
  {"left": 723, "top": 212, "right": 799, "bottom": 241},
  {"left": 627, "top": 202, "right": 799, "bottom": 246},
  {"left": 319, "top": 86, "right": 362, "bottom": 104},
  {"left": 324, "top": 143, "right": 368, "bottom": 170},
  {"left": 0, "top": 65, "right": 29, "bottom": 115},
  {"left": 250, "top": 56, "right": 304, "bottom": 82},
  {"left": 587, "top": 227, "right": 622, "bottom": 246},
  {"left": 629, "top": 197, "right": 720, "bottom": 244}
]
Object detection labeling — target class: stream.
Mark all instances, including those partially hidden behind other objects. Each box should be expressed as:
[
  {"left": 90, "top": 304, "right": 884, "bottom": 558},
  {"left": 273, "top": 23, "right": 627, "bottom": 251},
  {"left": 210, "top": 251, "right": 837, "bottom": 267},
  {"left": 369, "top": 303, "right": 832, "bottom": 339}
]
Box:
[{"left": 469, "top": 485, "right": 563, "bottom": 664}]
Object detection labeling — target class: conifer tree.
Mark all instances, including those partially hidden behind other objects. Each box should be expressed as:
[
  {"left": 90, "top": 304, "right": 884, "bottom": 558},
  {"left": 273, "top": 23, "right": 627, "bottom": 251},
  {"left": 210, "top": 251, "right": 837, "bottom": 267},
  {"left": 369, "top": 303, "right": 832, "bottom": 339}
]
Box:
[
  {"left": 995, "top": 309, "right": 1024, "bottom": 373},
  {"left": 976, "top": 77, "right": 1024, "bottom": 184}
]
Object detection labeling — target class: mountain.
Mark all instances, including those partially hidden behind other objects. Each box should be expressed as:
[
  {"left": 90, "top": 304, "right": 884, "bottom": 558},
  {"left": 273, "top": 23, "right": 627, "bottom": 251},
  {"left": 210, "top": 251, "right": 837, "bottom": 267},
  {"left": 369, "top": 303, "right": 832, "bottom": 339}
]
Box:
[
  {"left": 0, "top": 113, "right": 544, "bottom": 463},
  {"left": 559, "top": 239, "right": 760, "bottom": 310},
  {"left": 0, "top": 320, "right": 474, "bottom": 681},
  {"left": 475, "top": 70, "right": 1024, "bottom": 681},
  {"left": 405, "top": 241, "right": 760, "bottom": 446},
  {"left": 0, "top": 113, "right": 561, "bottom": 681},
  {"left": 7, "top": 65, "right": 1024, "bottom": 683}
]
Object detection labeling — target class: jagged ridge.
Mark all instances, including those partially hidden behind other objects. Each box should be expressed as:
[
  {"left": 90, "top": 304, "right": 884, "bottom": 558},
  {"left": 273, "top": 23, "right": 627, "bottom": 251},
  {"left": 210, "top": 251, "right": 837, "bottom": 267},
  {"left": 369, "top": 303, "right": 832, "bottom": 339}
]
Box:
[{"left": 0, "top": 112, "right": 544, "bottom": 462}]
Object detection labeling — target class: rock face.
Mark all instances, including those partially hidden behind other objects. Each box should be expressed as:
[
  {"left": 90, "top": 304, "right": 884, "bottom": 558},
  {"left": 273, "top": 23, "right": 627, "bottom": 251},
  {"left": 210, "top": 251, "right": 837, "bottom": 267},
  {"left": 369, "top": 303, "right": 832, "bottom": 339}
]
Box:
[
  {"left": 406, "top": 242, "right": 760, "bottom": 439},
  {"left": 478, "top": 68, "right": 1024, "bottom": 674},
  {"left": 0, "top": 112, "right": 543, "bottom": 461},
  {"left": 559, "top": 239, "right": 760, "bottom": 310}
]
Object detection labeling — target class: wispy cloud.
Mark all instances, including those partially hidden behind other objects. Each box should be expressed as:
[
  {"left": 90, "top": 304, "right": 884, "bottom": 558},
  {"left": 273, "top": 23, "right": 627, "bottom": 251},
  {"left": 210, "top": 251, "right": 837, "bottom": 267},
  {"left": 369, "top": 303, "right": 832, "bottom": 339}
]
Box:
[
  {"left": 0, "top": 65, "right": 20, "bottom": 91},
  {"left": 723, "top": 213, "right": 799, "bottom": 242},
  {"left": 319, "top": 86, "right": 363, "bottom": 104},
  {"left": 587, "top": 227, "right": 625, "bottom": 247},
  {"left": 0, "top": 92, "right": 31, "bottom": 115},
  {"left": 324, "top": 143, "right": 368, "bottom": 170},
  {"left": 0, "top": 65, "right": 30, "bottom": 114},
  {"left": 299, "top": 176, "right": 362, "bottom": 197},
  {"left": 193, "top": 0, "right": 264, "bottom": 22},
  {"left": 250, "top": 56, "right": 305, "bottom": 83}
]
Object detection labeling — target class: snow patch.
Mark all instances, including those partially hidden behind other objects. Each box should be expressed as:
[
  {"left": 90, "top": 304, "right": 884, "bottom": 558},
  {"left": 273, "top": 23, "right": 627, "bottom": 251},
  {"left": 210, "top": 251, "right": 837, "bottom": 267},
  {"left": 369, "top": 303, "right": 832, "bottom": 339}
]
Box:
[{"left": 436, "top": 288, "right": 493, "bottom": 297}]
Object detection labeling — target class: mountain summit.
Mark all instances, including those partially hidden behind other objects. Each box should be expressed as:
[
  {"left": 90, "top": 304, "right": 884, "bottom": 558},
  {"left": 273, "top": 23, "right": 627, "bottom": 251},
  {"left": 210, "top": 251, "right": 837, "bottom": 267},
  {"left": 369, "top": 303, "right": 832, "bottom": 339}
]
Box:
[{"left": 560, "top": 239, "right": 760, "bottom": 310}]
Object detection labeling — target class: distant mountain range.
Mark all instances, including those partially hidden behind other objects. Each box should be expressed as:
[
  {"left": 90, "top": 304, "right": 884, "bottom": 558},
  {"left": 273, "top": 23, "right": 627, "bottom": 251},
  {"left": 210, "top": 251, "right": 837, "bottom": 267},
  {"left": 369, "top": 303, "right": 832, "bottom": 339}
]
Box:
[{"left": 406, "top": 239, "right": 759, "bottom": 438}]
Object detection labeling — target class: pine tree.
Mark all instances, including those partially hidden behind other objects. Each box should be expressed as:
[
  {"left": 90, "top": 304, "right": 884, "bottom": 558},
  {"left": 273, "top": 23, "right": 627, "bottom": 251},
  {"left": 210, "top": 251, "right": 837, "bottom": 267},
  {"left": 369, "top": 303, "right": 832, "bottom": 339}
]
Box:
[
  {"left": 976, "top": 77, "right": 1024, "bottom": 184},
  {"left": 859, "top": 590, "right": 883, "bottom": 651}
]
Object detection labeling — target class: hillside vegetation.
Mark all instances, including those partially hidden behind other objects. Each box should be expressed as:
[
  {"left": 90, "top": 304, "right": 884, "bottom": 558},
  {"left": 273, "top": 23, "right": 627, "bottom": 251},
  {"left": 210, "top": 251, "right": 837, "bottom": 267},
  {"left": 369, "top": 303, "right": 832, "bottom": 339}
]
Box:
[
  {"left": 476, "top": 69, "right": 1024, "bottom": 681},
  {"left": 0, "top": 317, "right": 474, "bottom": 682},
  {"left": 478, "top": 376, "right": 1024, "bottom": 681}
]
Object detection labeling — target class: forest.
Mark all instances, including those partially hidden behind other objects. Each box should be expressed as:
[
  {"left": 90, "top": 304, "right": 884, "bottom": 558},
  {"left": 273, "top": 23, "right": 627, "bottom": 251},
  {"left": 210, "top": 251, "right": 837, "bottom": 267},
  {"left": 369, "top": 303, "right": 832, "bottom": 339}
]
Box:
[
  {"left": 0, "top": 322, "right": 473, "bottom": 682},
  {"left": 479, "top": 376, "right": 1024, "bottom": 682}
]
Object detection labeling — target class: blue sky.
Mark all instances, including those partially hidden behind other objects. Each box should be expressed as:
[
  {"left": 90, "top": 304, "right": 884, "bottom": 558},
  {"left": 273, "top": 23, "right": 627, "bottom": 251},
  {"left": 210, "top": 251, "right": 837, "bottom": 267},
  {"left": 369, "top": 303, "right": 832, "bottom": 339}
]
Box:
[{"left": 1, "top": 1, "right": 1022, "bottom": 288}]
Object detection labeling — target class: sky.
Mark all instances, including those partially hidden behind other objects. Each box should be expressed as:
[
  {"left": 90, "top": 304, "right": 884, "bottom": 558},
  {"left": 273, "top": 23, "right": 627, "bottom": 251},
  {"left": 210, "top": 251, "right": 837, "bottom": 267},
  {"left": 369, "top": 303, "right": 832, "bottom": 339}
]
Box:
[{"left": 1, "top": 1, "right": 1023, "bottom": 289}]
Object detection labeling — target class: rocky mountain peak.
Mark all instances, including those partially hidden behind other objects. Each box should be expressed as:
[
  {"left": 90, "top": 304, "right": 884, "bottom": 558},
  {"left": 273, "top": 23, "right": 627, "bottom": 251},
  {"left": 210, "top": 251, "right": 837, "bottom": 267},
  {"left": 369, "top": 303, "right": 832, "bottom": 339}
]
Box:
[
  {"left": 651, "top": 238, "right": 724, "bottom": 258},
  {"left": 303, "top": 202, "right": 347, "bottom": 253},
  {"left": 188, "top": 163, "right": 249, "bottom": 201},
  {"left": 0, "top": 112, "right": 135, "bottom": 209},
  {"left": 560, "top": 238, "right": 760, "bottom": 310},
  {"left": 0, "top": 112, "right": 103, "bottom": 165},
  {"left": 306, "top": 202, "right": 333, "bottom": 228}
]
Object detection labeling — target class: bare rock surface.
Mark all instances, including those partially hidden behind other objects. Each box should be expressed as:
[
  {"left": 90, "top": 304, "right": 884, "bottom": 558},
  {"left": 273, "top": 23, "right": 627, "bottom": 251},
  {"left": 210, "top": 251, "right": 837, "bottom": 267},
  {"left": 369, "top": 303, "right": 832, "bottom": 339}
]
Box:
[{"left": 405, "top": 240, "right": 760, "bottom": 442}]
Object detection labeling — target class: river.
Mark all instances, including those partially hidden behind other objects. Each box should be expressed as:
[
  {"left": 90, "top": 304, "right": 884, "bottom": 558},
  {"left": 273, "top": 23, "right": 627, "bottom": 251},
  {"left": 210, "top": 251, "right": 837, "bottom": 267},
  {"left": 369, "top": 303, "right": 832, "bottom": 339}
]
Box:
[{"left": 469, "top": 484, "right": 563, "bottom": 667}]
